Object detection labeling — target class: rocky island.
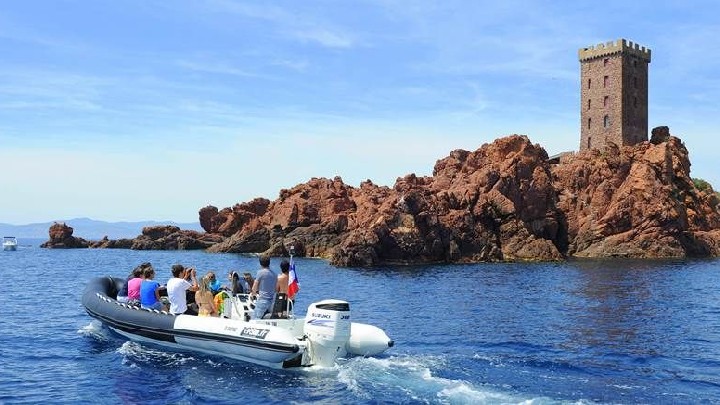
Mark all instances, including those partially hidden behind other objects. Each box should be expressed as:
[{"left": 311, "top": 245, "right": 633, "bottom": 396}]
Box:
[
  {"left": 42, "top": 39, "right": 720, "bottom": 266},
  {"left": 43, "top": 128, "right": 720, "bottom": 266}
]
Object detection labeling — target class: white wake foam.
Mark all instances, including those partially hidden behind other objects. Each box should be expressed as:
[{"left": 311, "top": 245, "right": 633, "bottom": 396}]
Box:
[
  {"left": 77, "top": 320, "right": 112, "bottom": 342},
  {"left": 336, "top": 355, "right": 580, "bottom": 404},
  {"left": 117, "top": 341, "right": 195, "bottom": 368}
]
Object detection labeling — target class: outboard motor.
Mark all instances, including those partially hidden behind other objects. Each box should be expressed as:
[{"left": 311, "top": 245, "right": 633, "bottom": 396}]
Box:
[{"left": 303, "top": 299, "right": 351, "bottom": 367}]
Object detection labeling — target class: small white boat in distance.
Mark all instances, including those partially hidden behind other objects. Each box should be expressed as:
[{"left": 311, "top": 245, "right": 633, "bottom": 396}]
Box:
[{"left": 2, "top": 236, "right": 17, "bottom": 251}]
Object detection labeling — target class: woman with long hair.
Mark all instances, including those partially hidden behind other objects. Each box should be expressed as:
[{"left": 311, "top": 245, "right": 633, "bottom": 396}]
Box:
[
  {"left": 228, "top": 271, "right": 244, "bottom": 295},
  {"left": 195, "top": 274, "right": 218, "bottom": 317}
]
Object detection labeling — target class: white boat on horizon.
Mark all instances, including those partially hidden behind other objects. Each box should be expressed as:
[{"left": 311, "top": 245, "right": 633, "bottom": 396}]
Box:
[
  {"left": 82, "top": 276, "right": 394, "bottom": 369},
  {"left": 2, "top": 236, "right": 17, "bottom": 251}
]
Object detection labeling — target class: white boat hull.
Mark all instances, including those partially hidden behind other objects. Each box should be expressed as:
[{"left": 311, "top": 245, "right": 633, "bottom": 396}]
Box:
[
  {"left": 3, "top": 237, "right": 17, "bottom": 251},
  {"left": 82, "top": 276, "right": 393, "bottom": 368}
]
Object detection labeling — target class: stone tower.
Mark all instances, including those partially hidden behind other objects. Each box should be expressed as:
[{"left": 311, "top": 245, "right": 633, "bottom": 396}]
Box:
[{"left": 579, "top": 39, "right": 651, "bottom": 151}]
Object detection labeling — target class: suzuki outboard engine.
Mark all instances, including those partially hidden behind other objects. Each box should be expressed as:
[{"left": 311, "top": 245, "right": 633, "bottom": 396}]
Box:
[{"left": 304, "top": 299, "right": 351, "bottom": 367}]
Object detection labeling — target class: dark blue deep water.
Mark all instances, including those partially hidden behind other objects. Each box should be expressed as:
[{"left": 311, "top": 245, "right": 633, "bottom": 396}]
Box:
[{"left": 2, "top": 239, "right": 720, "bottom": 404}]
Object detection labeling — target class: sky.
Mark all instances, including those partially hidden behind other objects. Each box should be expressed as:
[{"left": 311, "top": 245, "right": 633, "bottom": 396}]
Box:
[{"left": 1, "top": 0, "right": 719, "bottom": 224}]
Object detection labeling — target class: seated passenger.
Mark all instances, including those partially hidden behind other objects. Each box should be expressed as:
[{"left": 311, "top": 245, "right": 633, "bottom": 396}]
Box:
[
  {"left": 226, "top": 271, "right": 245, "bottom": 295},
  {"left": 127, "top": 263, "right": 151, "bottom": 306},
  {"left": 242, "top": 272, "right": 254, "bottom": 293},
  {"left": 140, "top": 266, "right": 165, "bottom": 311},
  {"left": 207, "top": 271, "right": 222, "bottom": 295},
  {"left": 196, "top": 274, "right": 218, "bottom": 317},
  {"left": 166, "top": 264, "right": 198, "bottom": 315}
]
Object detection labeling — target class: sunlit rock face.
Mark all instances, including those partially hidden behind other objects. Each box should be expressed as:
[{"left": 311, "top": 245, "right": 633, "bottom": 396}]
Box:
[
  {"left": 552, "top": 132, "right": 720, "bottom": 258},
  {"left": 41, "top": 222, "right": 89, "bottom": 248},
  {"left": 45, "top": 128, "right": 720, "bottom": 265},
  {"left": 206, "top": 135, "right": 565, "bottom": 265}
]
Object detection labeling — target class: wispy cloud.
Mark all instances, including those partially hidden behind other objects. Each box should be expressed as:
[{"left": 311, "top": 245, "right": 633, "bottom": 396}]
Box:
[
  {"left": 202, "top": 0, "right": 358, "bottom": 49},
  {"left": 176, "top": 59, "right": 265, "bottom": 78},
  {"left": 0, "top": 70, "right": 108, "bottom": 112},
  {"left": 270, "top": 58, "right": 309, "bottom": 72},
  {"left": 291, "top": 29, "right": 355, "bottom": 49}
]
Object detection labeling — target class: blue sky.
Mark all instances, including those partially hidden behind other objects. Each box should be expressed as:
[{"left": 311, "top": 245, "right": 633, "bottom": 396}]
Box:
[{"left": 1, "top": 1, "right": 718, "bottom": 224}]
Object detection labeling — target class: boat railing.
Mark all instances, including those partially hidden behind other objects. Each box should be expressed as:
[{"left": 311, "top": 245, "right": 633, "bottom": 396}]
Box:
[{"left": 222, "top": 292, "right": 295, "bottom": 320}]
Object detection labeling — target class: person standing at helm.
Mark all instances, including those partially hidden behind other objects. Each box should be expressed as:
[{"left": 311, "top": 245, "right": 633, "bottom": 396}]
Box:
[{"left": 250, "top": 255, "right": 277, "bottom": 319}]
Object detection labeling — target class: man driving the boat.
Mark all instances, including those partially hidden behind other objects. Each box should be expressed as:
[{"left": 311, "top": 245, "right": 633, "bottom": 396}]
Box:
[{"left": 249, "top": 255, "right": 277, "bottom": 319}]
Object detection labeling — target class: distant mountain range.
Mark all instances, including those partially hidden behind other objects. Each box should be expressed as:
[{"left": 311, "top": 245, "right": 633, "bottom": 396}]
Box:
[{"left": 0, "top": 217, "right": 204, "bottom": 239}]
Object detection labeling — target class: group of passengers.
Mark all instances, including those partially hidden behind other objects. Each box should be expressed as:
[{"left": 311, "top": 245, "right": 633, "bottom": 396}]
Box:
[{"left": 116, "top": 255, "right": 295, "bottom": 320}]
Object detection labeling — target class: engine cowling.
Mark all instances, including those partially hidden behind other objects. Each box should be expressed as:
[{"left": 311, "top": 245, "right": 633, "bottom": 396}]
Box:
[{"left": 304, "top": 299, "right": 351, "bottom": 366}]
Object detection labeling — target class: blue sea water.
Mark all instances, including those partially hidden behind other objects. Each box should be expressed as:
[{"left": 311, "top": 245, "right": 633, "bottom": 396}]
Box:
[{"left": 2, "top": 239, "right": 720, "bottom": 404}]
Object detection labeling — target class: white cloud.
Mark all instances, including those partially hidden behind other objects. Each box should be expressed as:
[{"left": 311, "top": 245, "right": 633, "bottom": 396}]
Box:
[
  {"left": 176, "top": 59, "right": 264, "bottom": 78},
  {"left": 291, "top": 29, "right": 355, "bottom": 49}
]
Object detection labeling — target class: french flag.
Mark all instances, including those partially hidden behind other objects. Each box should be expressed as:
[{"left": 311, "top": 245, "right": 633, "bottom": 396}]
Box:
[{"left": 288, "top": 260, "right": 300, "bottom": 299}]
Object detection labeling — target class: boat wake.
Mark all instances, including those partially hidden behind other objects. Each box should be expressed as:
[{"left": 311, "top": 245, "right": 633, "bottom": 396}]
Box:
[
  {"left": 78, "top": 325, "right": 580, "bottom": 404},
  {"left": 77, "top": 321, "right": 113, "bottom": 342},
  {"left": 117, "top": 341, "right": 196, "bottom": 368},
  {"left": 337, "top": 354, "right": 573, "bottom": 405}
]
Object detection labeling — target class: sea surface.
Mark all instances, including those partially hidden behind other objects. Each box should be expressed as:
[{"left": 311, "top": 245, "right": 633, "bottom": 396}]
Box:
[{"left": 2, "top": 239, "right": 720, "bottom": 404}]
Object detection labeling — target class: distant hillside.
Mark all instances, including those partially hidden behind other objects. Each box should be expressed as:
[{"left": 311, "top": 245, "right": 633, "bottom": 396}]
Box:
[{"left": 0, "top": 217, "right": 203, "bottom": 239}]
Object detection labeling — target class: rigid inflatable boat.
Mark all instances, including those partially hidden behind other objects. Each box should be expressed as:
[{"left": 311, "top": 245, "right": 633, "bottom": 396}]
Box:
[{"left": 82, "top": 276, "right": 393, "bottom": 368}]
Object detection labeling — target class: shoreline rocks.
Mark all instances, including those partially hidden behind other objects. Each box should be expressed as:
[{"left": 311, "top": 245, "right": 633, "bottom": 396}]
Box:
[{"left": 42, "top": 128, "right": 720, "bottom": 266}]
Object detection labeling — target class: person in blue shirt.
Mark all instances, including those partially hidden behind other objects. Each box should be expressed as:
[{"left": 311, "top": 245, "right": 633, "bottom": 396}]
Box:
[
  {"left": 140, "top": 266, "right": 165, "bottom": 311},
  {"left": 207, "top": 271, "right": 222, "bottom": 294},
  {"left": 250, "top": 255, "right": 277, "bottom": 320}
]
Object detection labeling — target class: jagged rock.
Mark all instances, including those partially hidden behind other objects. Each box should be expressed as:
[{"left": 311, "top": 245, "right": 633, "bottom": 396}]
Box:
[
  {"left": 40, "top": 222, "right": 89, "bottom": 248},
  {"left": 650, "top": 125, "right": 671, "bottom": 145},
  {"left": 89, "top": 236, "right": 134, "bottom": 249},
  {"left": 206, "top": 135, "right": 565, "bottom": 265},
  {"left": 130, "top": 226, "right": 222, "bottom": 250},
  {"left": 199, "top": 199, "right": 271, "bottom": 236},
  {"left": 203, "top": 131, "right": 720, "bottom": 265},
  {"left": 42, "top": 128, "right": 720, "bottom": 265},
  {"left": 42, "top": 224, "right": 223, "bottom": 251},
  {"left": 198, "top": 205, "right": 219, "bottom": 233},
  {"left": 552, "top": 132, "right": 720, "bottom": 258}
]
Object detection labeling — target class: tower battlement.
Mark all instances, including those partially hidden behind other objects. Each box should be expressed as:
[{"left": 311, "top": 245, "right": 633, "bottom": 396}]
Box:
[
  {"left": 578, "top": 38, "right": 650, "bottom": 151},
  {"left": 578, "top": 39, "right": 651, "bottom": 63}
]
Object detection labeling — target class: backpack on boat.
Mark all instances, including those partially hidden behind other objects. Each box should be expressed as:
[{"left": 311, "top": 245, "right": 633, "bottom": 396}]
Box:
[{"left": 214, "top": 291, "right": 230, "bottom": 317}]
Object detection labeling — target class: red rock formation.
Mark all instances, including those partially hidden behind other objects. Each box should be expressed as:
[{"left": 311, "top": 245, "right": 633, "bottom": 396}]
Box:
[
  {"left": 129, "top": 226, "right": 223, "bottom": 250},
  {"left": 552, "top": 133, "right": 720, "bottom": 257},
  {"left": 40, "top": 222, "right": 90, "bottom": 248},
  {"left": 208, "top": 135, "right": 565, "bottom": 265},
  {"left": 199, "top": 198, "right": 270, "bottom": 236},
  {"left": 42, "top": 128, "right": 720, "bottom": 265},
  {"left": 44, "top": 224, "right": 223, "bottom": 250}
]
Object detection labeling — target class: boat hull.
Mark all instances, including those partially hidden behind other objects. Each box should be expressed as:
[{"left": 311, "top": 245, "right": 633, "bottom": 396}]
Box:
[
  {"left": 82, "top": 277, "right": 303, "bottom": 368},
  {"left": 3, "top": 237, "right": 17, "bottom": 251}
]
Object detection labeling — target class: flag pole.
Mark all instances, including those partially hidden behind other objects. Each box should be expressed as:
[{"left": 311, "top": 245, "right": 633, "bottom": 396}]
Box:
[{"left": 288, "top": 245, "right": 294, "bottom": 316}]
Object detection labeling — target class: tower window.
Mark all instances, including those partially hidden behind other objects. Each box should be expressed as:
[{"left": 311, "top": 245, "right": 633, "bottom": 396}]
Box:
[
  {"left": 588, "top": 78, "right": 591, "bottom": 88},
  {"left": 588, "top": 118, "right": 592, "bottom": 129},
  {"left": 603, "top": 96, "right": 608, "bottom": 107},
  {"left": 633, "top": 97, "right": 638, "bottom": 108},
  {"left": 633, "top": 77, "right": 638, "bottom": 88},
  {"left": 604, "top": 58, "right": 609, "bottom": 66},
  {"left": 603, "top": 115, "right": 609, "bottom": 128},
  {"left": 587, "top": 99, "right": 591, "bottom": 110},
  {"left": 634, "top": 60, "right": 638, "bottom": 68},
  {"left": 588, "top": 137, "right": 591, "bottom": 149},
  {"left": 603, "top": 76, "right": 609, "bottom": 87}
]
